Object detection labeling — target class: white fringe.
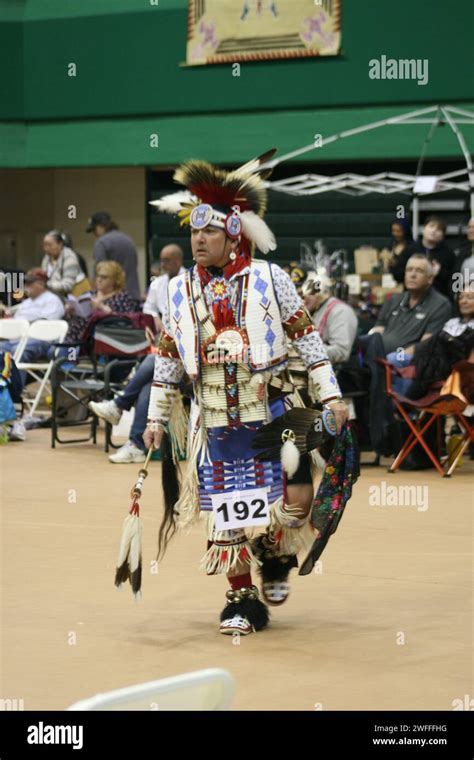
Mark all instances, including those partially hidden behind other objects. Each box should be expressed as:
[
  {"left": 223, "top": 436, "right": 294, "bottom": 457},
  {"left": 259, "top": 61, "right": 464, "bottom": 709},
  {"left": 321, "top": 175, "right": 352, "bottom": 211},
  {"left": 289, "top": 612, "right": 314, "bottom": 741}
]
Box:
[
  {"left": 200, "top": 537, "right": 258, "bottom": 575},
  {"left": 174, "top": 403, "right": 203, "bottom": 530},
  {"left": 168, "top": 394, "right": 188, "bottom": 464}
]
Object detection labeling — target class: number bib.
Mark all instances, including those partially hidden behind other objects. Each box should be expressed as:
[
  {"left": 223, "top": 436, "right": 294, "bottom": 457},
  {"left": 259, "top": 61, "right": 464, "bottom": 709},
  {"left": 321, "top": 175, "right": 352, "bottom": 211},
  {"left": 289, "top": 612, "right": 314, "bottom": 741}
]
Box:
[{"left": 210, "top": 488, "right": 270, "bottom": 531}]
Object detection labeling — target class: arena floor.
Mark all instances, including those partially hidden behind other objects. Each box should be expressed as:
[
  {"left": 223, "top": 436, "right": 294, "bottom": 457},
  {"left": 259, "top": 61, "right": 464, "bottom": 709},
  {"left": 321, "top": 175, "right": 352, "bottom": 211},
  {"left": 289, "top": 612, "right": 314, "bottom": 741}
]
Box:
[{"left": 1, "top": 427, "right": 472, "bottom": 711}]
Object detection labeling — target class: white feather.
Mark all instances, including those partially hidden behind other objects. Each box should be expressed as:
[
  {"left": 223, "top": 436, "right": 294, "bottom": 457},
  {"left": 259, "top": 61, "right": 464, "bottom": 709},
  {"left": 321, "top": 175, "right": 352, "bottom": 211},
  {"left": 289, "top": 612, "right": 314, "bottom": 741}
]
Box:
[
  {"left": 281, "top": 439, "right": 300, "bottom": 479},
  {"left": 149, "top": 191, "right": 196, "bottom": 214},
  {"left": 240, "top": 211, "right": 276, "bottom": 254}
]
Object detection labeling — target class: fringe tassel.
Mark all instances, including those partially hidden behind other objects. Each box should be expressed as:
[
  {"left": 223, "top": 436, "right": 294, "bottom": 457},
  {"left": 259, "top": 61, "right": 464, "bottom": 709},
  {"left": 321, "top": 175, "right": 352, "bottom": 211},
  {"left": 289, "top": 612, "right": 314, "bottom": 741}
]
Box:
[
  {"left": 174, "top": 404, "right": 203, "bottom": 530},
  {"left": 201, "top": 513, "right": 261, "bottom": 575},
  {"left": 168, "top": 394, "right": 188, "bottom": 464},
  {"left": 200, "top": 536, "right": 259, "bottom": 575}
]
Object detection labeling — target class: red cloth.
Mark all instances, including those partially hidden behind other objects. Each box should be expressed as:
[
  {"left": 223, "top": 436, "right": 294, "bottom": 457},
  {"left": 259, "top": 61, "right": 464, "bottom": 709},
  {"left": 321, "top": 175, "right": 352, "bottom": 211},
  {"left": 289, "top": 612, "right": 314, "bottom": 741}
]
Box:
[{"left": 228, "top": 573, "right": 253, "bottom": 590}]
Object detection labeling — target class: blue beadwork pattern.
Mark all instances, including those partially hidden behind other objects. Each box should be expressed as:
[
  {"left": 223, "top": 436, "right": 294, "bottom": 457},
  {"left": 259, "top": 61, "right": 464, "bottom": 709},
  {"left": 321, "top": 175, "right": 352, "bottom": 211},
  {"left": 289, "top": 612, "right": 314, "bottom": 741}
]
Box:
[{"left": 198, "top": 458, "right": 283, "bottom": 511}]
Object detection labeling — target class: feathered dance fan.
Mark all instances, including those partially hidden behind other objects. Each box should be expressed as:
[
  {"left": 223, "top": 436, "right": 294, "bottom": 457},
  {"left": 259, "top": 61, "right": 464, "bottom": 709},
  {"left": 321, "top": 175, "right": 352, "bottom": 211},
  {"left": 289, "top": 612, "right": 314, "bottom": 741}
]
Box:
[
  {"left": 114, "top": 446, "right": 154, "bottom": 598},
  {"left": 251, "top": 407, "right": 338, "bottom": 477}
]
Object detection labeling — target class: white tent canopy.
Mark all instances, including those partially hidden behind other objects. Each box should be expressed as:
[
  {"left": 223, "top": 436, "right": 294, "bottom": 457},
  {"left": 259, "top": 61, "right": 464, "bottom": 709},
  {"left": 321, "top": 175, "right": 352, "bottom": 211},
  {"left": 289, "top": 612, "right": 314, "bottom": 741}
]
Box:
[{"left": 262, "top": 105, "right": 474, "bottom": 236}]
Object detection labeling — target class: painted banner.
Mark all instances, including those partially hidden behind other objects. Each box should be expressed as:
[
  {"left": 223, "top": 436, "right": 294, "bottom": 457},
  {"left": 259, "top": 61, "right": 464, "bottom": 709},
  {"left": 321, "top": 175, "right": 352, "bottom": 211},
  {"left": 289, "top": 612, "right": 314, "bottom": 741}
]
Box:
[{"left": 186, "top": 0, "right": 341, "bottom": 65}]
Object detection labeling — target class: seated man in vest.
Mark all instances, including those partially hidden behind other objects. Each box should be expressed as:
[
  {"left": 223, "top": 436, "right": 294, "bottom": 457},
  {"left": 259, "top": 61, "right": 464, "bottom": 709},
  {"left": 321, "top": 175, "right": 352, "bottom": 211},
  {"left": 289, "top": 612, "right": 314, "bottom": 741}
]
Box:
[
  {"left": 368, "top": 253, "right": 452, "bottom": 391},
  {"left": 361, "top": 254, "right": 452, "bottom": 458}
]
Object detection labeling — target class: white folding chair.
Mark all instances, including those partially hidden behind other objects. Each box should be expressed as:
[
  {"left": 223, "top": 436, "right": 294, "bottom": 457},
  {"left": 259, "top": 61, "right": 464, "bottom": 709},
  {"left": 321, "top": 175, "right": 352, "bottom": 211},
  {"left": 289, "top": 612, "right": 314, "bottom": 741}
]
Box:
[
  {"left": 67, "top": 668, "right": 235, "bottom": 711},
  {"left": 16, "top": 319, "right": 69, "bottom": 416},
  {"left": 0, "top": 319, "right": 30, "bottom": 362}
]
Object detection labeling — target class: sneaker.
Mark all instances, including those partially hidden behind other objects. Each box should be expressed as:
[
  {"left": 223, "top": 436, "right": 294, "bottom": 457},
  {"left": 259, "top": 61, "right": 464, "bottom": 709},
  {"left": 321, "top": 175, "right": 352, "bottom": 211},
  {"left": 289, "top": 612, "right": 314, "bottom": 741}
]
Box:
[
  {"left": 89, "top": 399, "right": 122, "bottom": 425},
  {"left": 109, "top": 441, "right": 146, "bottom": 464},
  {"left": 9, "top": 421, "right": 26, "bottom": 442},
  {"left": 219, "top": 615, "right": 253, "bottom": 635}
]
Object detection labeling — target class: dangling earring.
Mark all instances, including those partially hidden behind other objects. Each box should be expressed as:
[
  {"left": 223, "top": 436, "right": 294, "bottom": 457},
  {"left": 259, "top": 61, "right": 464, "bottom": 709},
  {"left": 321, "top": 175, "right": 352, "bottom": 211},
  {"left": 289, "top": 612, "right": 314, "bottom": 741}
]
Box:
[{"left": 229, "top": 251, "right": 237, "bottom": 261}]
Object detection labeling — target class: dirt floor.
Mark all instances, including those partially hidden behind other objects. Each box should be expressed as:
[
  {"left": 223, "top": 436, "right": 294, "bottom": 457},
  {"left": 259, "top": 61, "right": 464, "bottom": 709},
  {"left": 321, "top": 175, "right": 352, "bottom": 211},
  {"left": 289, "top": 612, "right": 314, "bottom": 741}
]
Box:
[{"left": 1, "top": 426, "right": 472, "bottom": 711}]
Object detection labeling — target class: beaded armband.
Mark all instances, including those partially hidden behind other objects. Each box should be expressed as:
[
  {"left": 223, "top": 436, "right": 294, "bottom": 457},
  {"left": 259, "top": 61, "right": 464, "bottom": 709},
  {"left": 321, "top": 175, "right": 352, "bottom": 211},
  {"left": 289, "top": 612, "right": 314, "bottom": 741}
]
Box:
[
  {"left": 283, "top": 308, "right": 315, "bottom": 340},
  {"left": 147, "top": 381, "right": 179, "bottom": 423},
  {"left": 157, "top": 330, "right": 180, "bottom": 359},
  {"left": 309, "top": 361, "right": 342, "bottom": 404}
]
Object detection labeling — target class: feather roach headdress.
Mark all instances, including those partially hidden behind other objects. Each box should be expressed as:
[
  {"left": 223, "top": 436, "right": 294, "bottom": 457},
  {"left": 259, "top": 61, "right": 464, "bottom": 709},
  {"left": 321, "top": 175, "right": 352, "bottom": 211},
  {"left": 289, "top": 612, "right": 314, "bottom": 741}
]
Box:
[{"left": 149, "top": 149, "right": 278, "bottom": 255}]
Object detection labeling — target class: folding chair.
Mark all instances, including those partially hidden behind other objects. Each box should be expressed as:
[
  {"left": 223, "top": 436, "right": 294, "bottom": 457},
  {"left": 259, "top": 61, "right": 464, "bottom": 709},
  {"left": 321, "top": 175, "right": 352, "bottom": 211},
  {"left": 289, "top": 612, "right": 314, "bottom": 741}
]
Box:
[
  {"left": 0, "top": 319, "right": 29, "bottom": 362},
  {"left": 378, "top": 358, "right": 474, "bottom": 478},
  {"left": 16, "top": 319, "right": 69, "bottom": 416},
  {"left": 67, "top": 668, "right": 235, "bottom": 711},
  {"left": 50, "top": 315, "right": 153, "bottom": 449},
  {"left": 50, "top": 355, "right": 137, "bottom": 447}
]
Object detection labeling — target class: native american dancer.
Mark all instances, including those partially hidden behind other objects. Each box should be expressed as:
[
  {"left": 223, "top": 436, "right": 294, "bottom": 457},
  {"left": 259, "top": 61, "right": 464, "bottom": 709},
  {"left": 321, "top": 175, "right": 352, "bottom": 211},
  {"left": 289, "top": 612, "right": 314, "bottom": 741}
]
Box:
[{"left": 143, "top": 151, "right": 352, "bottom": 636}]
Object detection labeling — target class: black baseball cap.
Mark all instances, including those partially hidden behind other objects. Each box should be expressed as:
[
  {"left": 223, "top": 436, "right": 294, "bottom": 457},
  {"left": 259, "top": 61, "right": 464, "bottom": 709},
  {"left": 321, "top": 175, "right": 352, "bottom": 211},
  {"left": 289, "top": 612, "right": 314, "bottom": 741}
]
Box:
[{"left": 86, "top": 211, "right": 111, "bottom": 233}]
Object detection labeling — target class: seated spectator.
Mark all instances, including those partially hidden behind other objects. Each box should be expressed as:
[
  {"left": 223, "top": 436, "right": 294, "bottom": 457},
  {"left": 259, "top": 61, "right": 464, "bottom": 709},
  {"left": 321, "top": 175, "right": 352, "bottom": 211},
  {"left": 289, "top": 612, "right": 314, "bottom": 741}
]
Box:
[
  {"left": 143, "top": 245, "right": 185, "bottom": 332},
  {"left": 88, "top": 255, "right": 185, "bottom": 464},
  {"left": 0, "top": 268, "right": 64, "bottom": 322},
  {"left": 302, "top": 272, "right": 358, "bottom": 363},
  {"left": 41, "top": 230, "right": 84, "bottom": 299},
  {"left": 385, "top": 218, "right": 415, "bottom": 284},
  {"left": 65, "top": 260, "right": 140, "bottom": 347},
  {"left": 411, "top": 216, "right": 457, "bottom": 299},
  {"left": 360, "top": 254, "right": 452, "bottom": 456},
  {"left": 368, "top": 254, "right": 452, "bottom": 359},
  {"left": 0, "top": 270, "right": 66, "bottom": 440}
]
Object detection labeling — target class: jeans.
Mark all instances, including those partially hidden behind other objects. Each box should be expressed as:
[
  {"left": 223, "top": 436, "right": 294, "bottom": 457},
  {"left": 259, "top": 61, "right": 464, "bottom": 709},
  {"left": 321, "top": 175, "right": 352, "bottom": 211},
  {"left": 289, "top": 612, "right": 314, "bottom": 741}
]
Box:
[
  {"left": 385, "top": 351, "right": 413, "bottom": 396},
  {"left": 115, "top": 353, "right": 155, "bottom": 450}
]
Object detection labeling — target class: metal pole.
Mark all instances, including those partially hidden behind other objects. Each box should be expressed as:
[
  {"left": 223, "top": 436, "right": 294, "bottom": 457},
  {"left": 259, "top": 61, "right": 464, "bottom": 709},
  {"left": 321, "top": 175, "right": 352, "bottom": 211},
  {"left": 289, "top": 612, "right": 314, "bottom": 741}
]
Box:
[{"left": 412, "top": 196, "right": 420, "bottom": 239}]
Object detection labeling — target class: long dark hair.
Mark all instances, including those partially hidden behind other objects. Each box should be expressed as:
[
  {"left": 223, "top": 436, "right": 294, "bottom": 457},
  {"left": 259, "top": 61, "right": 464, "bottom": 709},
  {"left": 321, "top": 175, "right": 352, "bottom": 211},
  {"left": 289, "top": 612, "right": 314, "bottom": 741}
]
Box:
[
  {"left": 390, "top": 217, "right": 413, "bottom": 243},
  {"left": 156, "top": 432, "right": 181, "bottom": 561}
]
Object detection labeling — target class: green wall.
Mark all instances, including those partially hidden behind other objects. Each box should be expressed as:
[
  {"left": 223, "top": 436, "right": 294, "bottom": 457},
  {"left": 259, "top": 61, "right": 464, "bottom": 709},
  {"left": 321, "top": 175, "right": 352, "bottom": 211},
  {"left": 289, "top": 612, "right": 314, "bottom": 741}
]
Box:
[
  {"left": 2, "top": 0, "right": 473, "bottom": 122},
  {"left": 0, "top": 0, "right": 472, "bottom": 167}
]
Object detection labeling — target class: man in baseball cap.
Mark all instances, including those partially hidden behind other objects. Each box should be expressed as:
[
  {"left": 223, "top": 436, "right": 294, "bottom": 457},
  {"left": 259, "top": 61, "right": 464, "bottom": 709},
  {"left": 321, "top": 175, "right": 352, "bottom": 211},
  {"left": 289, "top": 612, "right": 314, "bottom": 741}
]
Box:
[{"left": 85, "top": 211, "right": 112, "bottom": 233}]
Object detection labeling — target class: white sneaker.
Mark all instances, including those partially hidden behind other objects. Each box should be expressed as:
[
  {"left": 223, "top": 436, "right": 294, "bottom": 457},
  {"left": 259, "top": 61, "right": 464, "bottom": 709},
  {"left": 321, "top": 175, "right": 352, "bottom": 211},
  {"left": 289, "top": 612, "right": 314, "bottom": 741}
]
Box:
[
  {"left": 109, "top": 441, "right": 146, "bottom": 464},
  {"left": 219, "top": 615, "right": 253, "bottom": 635},
  {"left": 9, "top": 421, "right": 26, "bottom": 442},
  {"left": 89, "top": 399, "right": 122, "bottom": 425}
]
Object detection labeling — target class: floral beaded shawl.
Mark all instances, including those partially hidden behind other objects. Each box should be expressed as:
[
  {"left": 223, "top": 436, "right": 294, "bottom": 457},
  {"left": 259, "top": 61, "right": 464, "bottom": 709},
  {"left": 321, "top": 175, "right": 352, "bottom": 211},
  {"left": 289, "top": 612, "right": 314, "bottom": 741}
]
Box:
[{"left": 299, "top": 423, "right": 360, "bottom": 575}]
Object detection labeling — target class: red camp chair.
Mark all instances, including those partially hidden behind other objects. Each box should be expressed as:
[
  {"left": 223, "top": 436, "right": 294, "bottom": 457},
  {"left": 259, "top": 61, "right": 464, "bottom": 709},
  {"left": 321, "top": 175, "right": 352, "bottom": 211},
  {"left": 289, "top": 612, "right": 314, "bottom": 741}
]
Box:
[{"left": 377, "top": 359, "right": 474, "bottom": 478}]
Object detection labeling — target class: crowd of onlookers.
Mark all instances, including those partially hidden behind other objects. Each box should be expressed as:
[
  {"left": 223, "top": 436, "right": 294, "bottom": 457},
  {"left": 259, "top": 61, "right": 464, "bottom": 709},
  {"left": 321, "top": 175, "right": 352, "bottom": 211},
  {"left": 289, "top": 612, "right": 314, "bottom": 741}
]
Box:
[{"left": 0, "top": 212, "right": 473, "bottom": 468}]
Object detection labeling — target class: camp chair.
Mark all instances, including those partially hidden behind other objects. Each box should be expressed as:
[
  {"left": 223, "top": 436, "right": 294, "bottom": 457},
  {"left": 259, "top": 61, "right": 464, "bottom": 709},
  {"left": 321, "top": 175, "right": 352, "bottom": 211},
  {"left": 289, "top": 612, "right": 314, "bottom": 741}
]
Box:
[
  {"left": 377, "top": 358, "right": 474, "bottom": 478},
  {"left": 67, "top": 668, "right": 235, "bottom": 711},
  {"left": 0, "top": 319, "right": 29, "bottom": 362},
  {"left": 16, "top": 319, "right": 68, "bottom": 416},
  {"left": 50, "top": 314, "right": 153, "bottom": 449}
]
